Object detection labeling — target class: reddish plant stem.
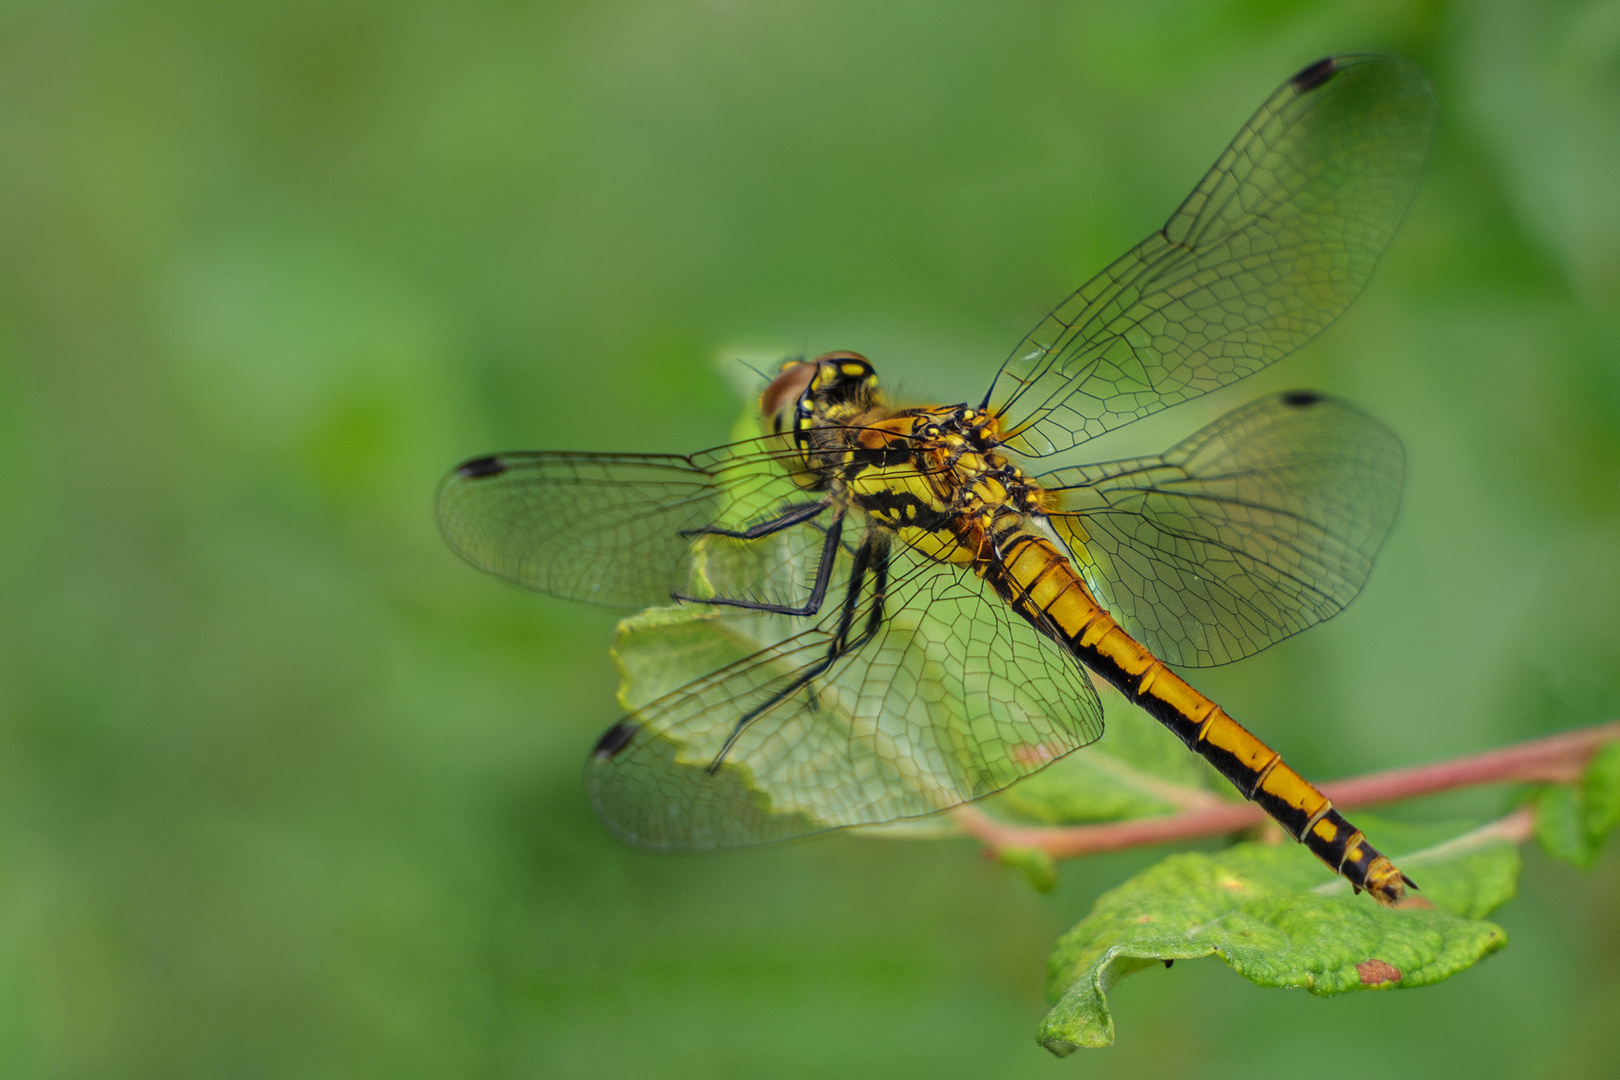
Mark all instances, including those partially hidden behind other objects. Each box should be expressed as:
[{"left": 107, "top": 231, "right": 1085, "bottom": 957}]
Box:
[{"left": 956, "top": 720, "right": 1620, "bottom": 860}]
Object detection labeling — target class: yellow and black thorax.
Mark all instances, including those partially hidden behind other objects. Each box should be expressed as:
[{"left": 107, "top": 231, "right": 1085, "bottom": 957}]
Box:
[{"left": 760, "top": 352, "right": 1051, "bottom": 568}]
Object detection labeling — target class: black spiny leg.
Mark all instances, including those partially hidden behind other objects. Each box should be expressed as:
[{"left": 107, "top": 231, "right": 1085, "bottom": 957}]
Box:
[
  {"left": 705, "top": 535, "right": 888, "bottom": 774},
  {"left": 673, "top": 509, "right": 846, "bottom": 617},
  {"left": 680, "top": 500, "right": 828, "bottom": 540},
  {"left": 842, "top": 539, "right": 889, "bottom": 654}
]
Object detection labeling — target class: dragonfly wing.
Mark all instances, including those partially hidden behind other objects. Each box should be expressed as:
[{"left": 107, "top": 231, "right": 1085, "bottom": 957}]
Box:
[
  {"left": 985, "top": 54, "right": 1435, "bottom": 457},
  {"left": 588, "top": 541, "right": 1104, "bottom": 849},
  {"left": 1040, "top": 390, "right": 1404, "bottom": 668},
  {"left": 435, "top": 440, "right": 828, "bottom": 609}
]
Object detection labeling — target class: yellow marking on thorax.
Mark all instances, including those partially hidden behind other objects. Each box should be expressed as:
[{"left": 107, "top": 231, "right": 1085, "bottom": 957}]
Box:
[
  {"left": 897, "top": 525, "right": 976, "bottom": 565},
  {"left": 846, "top": 467, "right": 948, "bottom": 519}
]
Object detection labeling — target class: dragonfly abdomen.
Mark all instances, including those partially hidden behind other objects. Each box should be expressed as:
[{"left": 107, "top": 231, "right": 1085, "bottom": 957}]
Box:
[{"left": 989, "top": 530, "right": 1411, "bottom": 905}]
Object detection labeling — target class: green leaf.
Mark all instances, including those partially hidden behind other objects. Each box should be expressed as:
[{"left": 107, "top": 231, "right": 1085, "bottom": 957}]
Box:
[
  {"left": 980, "top": 699, "right": 1224, "bottom": 827},
  {"left": 615, "top": 601, "right": 1225, "bottom": 845},
  {"left": 1588, "top": 742, "right": 1620, "bottom": 841},
  {"left": 997, "top": 847, "right": 1059, "bottom": 893},
  {"left": 1038, "top": 817, "right": 1517, "bottom": 1055},
  {"left": 971, "top": 699, "right": 1234, "bottom": 894},
  {"left": 614, "top": 603, "right": 757, "bottom": 711},
  {"left": 1533, "top": 740, "right": 1620, "bottom": 870}
]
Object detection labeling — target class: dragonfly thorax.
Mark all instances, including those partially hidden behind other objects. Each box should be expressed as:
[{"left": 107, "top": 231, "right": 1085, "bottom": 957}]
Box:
[
  {"left": 761, "top": 353, "right": 1051, "bottom": 563},
  {"left": 845, "top": 405, "right": 1051, "bottom": 567},
  {"left": 932, "top": 416, "right": 1051, "bottom": 562}
]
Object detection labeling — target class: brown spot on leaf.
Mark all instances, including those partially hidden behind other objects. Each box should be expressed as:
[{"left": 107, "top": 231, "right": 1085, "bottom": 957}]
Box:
[
  {"left": 1393, "top": 896, "right": 1435, "bottom": 911},
  {"left": 1356, "top": 959, "right": 1402, "bottom": 986}
]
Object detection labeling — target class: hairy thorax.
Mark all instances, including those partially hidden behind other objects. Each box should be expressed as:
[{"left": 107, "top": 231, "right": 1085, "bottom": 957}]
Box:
[
  {"left": 762, "top": 354, "right": 1054, "bottom": 570},
  {"left": 833, "top": 404, "right": 1053, "bottom": 567}
]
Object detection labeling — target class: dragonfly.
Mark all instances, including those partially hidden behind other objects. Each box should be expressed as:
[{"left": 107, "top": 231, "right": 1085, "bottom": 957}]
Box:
[{"left": 437, "top": 55, "right": 1435, "bottom": 903}]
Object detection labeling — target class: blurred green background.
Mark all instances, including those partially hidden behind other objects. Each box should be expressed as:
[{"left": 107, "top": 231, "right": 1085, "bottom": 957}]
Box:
[{"left": 2, "top": 0, "right": 1618, "bottom": 1076}]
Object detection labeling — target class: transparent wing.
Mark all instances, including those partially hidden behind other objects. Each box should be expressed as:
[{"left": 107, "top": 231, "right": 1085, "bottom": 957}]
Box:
[
  {"left": 984, "top": 54, "right": 1435, "bottom": 457},
  {"left": 435, "top": 439, "right": 829, "bottom": 609},
  {"left": 1039, "top": 390, "right": 1404, "bottom": 668},
  {"left": 588, "top": 539, "right": 1104, "bottom": 849}
]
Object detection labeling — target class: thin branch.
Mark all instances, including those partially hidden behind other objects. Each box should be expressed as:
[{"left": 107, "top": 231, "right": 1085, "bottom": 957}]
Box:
[{"left": 956, "top": 719, "right": 1620, "bottom": 860}]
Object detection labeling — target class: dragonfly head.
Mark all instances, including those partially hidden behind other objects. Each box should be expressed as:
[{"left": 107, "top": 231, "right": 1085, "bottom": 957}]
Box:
[{"left": 760, "top": 352, "right": 881, "bottom": 436}]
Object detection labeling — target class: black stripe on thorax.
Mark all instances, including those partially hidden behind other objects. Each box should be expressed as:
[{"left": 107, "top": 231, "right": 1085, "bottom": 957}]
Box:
[{"left": 852, "top": 488, "right": 954, "bottom": 530}]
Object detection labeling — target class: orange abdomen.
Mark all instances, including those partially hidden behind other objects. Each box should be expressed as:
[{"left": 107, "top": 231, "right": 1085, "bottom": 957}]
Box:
[{"left": 982, "top": 529, "right": 1409, "bottom": 904}]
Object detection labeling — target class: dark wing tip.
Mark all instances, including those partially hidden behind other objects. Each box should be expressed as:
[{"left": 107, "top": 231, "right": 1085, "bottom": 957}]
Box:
[
  {"left": 1280, "top": 390, "right": 1324, "bottom": 408},
  {"left": 592, "top": 720, "right": 640, "bottom": 759},
  {"left": 1289, "top": 56, "right": 1339, "bottom": 94},
  {"left": 456, "top": 455, "right": 508, "bottom": 479}
]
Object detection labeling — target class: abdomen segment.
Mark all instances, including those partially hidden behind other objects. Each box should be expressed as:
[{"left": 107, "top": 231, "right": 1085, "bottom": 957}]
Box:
[{"left": 989, "top": 530, "right": 1411, "bottom": 904}]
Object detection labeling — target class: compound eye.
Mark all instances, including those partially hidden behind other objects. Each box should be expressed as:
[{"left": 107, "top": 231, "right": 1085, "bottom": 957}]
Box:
[{"left": 760, "top": 361, "right": 817, "bottom": 427}]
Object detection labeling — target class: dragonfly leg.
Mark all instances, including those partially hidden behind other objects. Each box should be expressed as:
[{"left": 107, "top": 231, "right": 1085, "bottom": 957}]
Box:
[
  {"left": 679, "top": 499, "right": 829, "bottom": 540},
  {"left": 846, "top": 539, "right": 890, "bottom": 649},
  {"left": 673, "top": 511, "right": 846, "bottom": 616},
  {"left": 705, "top": 535, "right": 889, "bottom": 774},
  {"left": 802, "top": 538, "right": 890, "bottom": 712}
]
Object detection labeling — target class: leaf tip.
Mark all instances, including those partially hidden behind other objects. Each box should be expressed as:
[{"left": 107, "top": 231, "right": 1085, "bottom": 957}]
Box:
[
  {"left": 998, "top": 846, "right": 1059, "bottom": 893},
  {"left": 1040, "top": 1037, "right": 1081, "bottom": 1058}
]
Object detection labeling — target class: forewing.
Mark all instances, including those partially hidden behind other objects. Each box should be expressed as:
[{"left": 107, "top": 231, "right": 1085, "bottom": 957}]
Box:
[
  {"left": 985, "top": 55, "right": 1435, "bottom": 456},
  {"left": 1040, "top": 391, "right": 1404, "bottom": 668},
  {"left": 589, "top": 541, "right": 1104, "bottom": 849},
  {"left": 435, "top": 440, "right": 819, "bottom": 609}
]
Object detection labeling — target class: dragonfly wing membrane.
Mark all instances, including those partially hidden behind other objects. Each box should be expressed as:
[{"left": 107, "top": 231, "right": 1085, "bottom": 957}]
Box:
[
  {"left": 1040, "top": 391, "right": 1404, "bottom": 667},
  {"left": 590, "top": 543, "right": 1105, "bottom": 849},
  {"left": 987, "top": 54, "right": 1436, "bottom": 456},
  {"left": 435, "top": 441, "right": 821, "bottom": 609}
]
